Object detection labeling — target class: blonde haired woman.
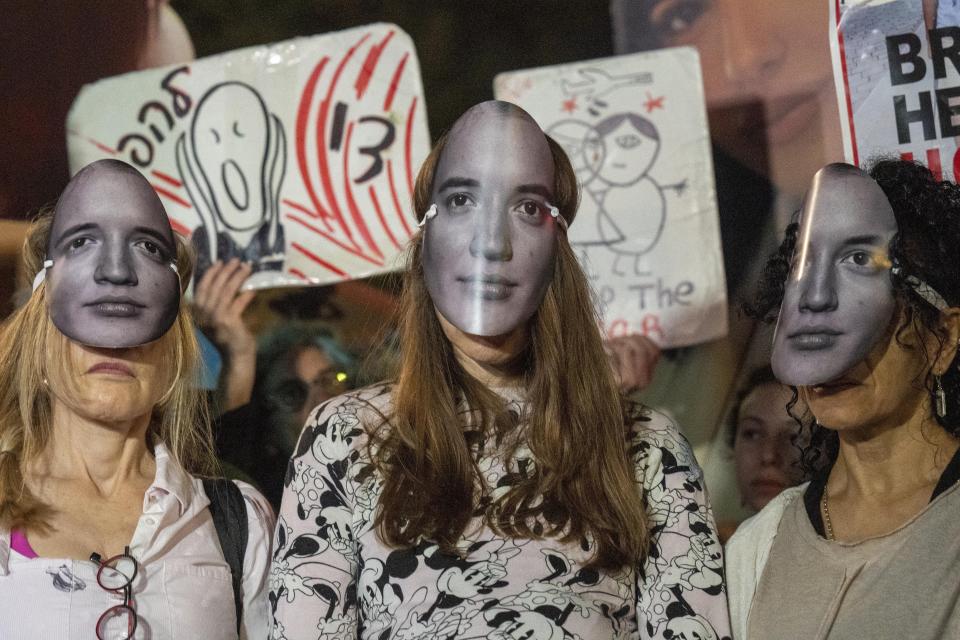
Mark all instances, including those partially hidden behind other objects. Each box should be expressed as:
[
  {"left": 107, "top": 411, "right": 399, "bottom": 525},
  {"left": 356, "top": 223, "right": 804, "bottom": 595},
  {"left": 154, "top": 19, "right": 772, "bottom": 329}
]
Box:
[
  {"left": 269, "top": 102, "right": 729, "bottom": 640},
  {"left": 0, "top": 160, "right": 273, "bottom": 639}
]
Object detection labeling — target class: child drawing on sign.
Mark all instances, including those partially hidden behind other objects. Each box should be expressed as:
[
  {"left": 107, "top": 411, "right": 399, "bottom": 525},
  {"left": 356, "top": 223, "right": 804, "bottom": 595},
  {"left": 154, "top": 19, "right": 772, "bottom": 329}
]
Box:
[
  {"left": 592, "top": 112, "right": 686, "bottom": 276},
  {"left": 550, "top": 112, "right": 686, "bottom": 277}
]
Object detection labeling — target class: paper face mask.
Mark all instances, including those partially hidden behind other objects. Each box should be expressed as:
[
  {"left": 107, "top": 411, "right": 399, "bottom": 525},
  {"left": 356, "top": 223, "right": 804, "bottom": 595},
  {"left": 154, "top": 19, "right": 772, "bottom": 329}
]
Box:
[
  {"left": 421, "top": 102, "right": 565, "bottom": 337},
  {"left": 42, "top": 159, "right": 180, "bottom": 348},
  {"left": 771, "top": 165, "right": 898, "bottom": 386}
]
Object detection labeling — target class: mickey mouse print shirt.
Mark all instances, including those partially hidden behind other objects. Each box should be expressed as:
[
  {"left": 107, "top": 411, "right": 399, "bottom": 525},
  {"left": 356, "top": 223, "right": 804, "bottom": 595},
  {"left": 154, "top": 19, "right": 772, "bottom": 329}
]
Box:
[{"left": 268, "top": 385, "right": 731, "bottom": 640}]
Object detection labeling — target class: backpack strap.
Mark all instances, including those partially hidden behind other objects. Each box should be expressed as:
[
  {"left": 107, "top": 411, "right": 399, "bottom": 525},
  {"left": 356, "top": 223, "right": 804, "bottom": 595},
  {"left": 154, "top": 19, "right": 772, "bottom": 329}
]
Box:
[{"left": 202, "top": 477, "right": 249, "bottom": 635}]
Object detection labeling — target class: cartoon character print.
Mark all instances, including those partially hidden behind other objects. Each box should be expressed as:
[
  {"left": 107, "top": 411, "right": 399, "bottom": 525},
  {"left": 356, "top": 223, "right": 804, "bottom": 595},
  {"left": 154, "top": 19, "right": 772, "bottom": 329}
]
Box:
[
  {"left": 269, "top": 388, "right": 393, "bottom": 638},
  {"left": 387, "top": 539, "right": 523, "bottom": 638},
  {"left": 629, "top": 404, "right": 731, "bottom": 640},
  {"left": 486, "top": 548, "right": 632, "bottom": 639},
  {"left": 45, "top": 564, "right": 86, "bottom": 592},
  {"left": 270, "top": 515, "right": 353, "bottom": 637},
  {"left": 663, "top": 614, "right": 720, "bottom": 640},
  {"left": 357, "top": 556, "right": 409, "bottom": 635},
  {"left": 268, "top": 388, "right": 731, "bottom": 640},
  {"left": 483, "top": 607, "right": 577, "bottom": 640}
]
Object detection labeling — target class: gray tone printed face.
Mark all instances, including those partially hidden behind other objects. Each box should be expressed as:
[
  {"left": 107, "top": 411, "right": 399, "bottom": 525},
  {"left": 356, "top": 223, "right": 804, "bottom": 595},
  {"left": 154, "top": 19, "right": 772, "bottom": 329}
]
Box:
[
  {"left": 771, "top": 165, "right": 898, "bottom": 386},
  {"left": 422, "top": 103, "right": 563, "bottom": 337},
  {"left": 45, "top": 160, "right": 180, "bottom": 348}
]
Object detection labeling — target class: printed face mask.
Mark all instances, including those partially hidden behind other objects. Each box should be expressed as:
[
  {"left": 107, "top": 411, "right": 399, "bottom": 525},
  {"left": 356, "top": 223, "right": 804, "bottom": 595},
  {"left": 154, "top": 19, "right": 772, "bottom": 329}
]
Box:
[
  {"left": 42, "top": 159, "right": 180, "bottom": 348},
  {"left": 421, "top": 102, "right": 566, "bottom": 337},
  {"left": 771, "top": 165, "right": 898, "bottom": 386}
]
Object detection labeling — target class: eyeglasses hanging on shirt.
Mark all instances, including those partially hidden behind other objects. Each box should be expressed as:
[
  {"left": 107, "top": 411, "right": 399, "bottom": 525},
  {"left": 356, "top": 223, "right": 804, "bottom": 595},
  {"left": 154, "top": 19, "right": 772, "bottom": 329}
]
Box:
[{"left": 90, "top": 546, "right": 139, "bottom": 640}]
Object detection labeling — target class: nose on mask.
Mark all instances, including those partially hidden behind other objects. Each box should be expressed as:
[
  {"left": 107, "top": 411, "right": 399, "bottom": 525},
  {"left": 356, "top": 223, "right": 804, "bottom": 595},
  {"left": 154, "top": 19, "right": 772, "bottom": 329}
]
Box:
[
  {"left": 94, "top": 246, "right": 139, "bottom": 284},
  {"left": 469, "top": 209, "right": 514, "bottom": 261},
  {"left": 39, "top": 255, "right": 181, "bottom": 349}
]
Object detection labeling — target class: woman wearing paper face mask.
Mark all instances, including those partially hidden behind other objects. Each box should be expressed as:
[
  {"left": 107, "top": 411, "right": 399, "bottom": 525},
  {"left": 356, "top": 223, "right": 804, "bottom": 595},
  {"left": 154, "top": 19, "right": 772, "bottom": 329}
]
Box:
[
  {"left": 726, "top": 160, "right": 960, "bottom": 639},
  {"left": 0, "top": 160, "right": 273, "bottom": 639},
  {"left": 269, "top": 101, "right": 730, "bottom": 640}
]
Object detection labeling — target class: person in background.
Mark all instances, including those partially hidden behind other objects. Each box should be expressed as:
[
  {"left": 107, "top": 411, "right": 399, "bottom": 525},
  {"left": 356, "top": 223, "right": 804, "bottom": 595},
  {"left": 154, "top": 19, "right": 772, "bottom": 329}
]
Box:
[
  {"left": 716, "top": 366, "right": 807, "bottom": 542},
  {"left": 193, "top": 260, "right": 358, "bottom": 508},
  {"left": 732, "top": 367, "right": 807, "bottom": 514},
  {"left": 0, "top": 159, "right": 272, "bottom": 639},
  {"left": 224, "top": 321, "right": 356, "bottom": 509}
]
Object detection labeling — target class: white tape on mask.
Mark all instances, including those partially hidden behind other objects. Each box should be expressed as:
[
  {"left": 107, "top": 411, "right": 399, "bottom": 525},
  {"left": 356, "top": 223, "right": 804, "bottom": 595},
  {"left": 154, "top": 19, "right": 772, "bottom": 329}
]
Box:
[
  {"left": 549, "top": 205, "right": 568, "bottom": 231},
  {"left": 417, "top": 203, "right": 438, "bottom": 228},
  {"left": 31, "top": 259, "right": 54, "bottom": 292}
]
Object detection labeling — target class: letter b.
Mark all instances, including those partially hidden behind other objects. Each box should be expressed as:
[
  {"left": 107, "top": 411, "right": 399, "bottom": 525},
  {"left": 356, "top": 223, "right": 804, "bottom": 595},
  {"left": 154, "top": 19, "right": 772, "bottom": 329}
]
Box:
[{"left": 887, "top": 33, "right": 927, "bottom": 85}]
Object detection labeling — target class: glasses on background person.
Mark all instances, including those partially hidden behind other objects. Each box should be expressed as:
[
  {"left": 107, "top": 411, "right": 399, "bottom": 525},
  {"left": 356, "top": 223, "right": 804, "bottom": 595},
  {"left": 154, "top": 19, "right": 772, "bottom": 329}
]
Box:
[{"left": 269, "top": 368, "right": 350, "bottom": 414}]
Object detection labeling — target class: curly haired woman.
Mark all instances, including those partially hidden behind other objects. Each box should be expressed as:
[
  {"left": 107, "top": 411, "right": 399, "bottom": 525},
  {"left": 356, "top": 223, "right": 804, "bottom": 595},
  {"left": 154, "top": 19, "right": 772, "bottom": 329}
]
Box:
[{"left": 727, "top": 160, "right": 960, "bottom": 639}]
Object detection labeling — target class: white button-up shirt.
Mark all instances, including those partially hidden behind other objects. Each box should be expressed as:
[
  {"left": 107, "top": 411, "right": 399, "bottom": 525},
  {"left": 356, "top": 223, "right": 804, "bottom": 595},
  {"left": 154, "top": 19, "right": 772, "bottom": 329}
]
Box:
[{"left": 0, "top": 445, "right": 274, "bottom": 639}]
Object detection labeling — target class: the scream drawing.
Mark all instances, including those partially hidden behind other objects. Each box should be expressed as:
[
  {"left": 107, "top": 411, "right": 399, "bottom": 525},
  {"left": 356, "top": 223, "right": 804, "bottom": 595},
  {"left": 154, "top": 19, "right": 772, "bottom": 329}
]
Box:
[{"left": 176, "top": 81, "right": 287, "bottom": 283}]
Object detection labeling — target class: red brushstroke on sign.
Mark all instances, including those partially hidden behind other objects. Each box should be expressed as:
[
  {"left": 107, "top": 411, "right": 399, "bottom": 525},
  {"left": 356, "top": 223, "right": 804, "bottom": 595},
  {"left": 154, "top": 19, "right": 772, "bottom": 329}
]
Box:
[
  {"left": 292, "top": 241, "right": 347, "bottom": 277},
  {"left": 152, "top": 184, "right": 192, "bottom": 209},
  {"left": 151, "top": 170, "right": 183, "bottom": 188},
  {"left": 383, "top": 53, "right": 409, "bottom": 111},
  {"left": 355, "top": 30, "right": 396, "bottom": 100},
  {"left": 368, "top": 185, "right": 402, "bottom": 251}
]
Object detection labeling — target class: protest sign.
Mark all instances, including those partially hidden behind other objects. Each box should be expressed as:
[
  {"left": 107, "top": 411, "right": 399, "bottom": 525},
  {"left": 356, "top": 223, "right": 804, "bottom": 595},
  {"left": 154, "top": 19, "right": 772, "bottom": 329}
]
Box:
[
  {"left": 67, "top": 23, "right": 430, "bottom": 288},
  {"left": 831, "top": 0, "right": 960, "bottom": 178},
  {"left": 494, "top": 48, "right": 726, "bottom": 348}
]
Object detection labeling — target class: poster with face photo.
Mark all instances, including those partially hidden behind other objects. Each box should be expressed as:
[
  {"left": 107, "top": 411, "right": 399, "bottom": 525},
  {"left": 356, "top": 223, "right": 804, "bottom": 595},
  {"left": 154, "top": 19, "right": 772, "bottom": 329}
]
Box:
[
  {"left": 494, "top": 48, "right": 726, "bottom": 348},
  {"left": 66, "top": 23, "right": 430, "bottom": 289},
  {"left": 831, "top": 0, "right": 960, "bottom": 179}
]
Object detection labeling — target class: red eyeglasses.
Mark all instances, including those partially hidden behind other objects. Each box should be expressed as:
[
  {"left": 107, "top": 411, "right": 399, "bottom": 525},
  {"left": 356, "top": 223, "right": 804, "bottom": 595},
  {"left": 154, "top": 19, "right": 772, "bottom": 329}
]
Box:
[{"left": 90, "top": 546, "right": 138, "bottom": 640}]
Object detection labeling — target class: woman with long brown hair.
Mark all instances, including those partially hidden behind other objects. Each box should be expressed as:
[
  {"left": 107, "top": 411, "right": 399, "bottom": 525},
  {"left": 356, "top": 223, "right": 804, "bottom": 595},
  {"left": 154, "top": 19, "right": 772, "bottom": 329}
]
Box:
[
  {"left": 268, "top": 101, "right": 730, "bottom": 640},
  {"left": 0, "top": 160, "right": 273, "bottom": 639}
]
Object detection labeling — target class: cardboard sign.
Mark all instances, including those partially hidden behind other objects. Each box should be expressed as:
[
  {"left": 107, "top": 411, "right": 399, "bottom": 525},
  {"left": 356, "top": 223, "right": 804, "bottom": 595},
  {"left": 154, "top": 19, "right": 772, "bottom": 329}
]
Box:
[
  {"left": 67, "top": 23, "right": 430, "bottom": 288},
  {"left": 831, "top": 0, "right": 960, "bottom": 179},
  {"left": 494, "top": 48, "right": 726, "bottom": 348}
]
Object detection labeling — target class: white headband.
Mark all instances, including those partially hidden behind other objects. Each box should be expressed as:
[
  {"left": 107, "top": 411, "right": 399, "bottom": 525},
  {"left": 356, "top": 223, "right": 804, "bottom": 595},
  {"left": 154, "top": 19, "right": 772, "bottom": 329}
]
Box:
[
  {"left": 31, "top": 259, "right": 54, "bottom": 292},
  {"left": 892, "top": 264, "right": 949, "bottom": 311}
]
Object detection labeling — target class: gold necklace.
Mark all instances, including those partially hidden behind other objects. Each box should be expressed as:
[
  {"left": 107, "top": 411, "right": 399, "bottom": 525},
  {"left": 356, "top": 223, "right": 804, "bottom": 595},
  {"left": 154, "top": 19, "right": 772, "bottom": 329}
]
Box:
[{"left": 821, "top": 492, "right": 835, "bottom": 540}]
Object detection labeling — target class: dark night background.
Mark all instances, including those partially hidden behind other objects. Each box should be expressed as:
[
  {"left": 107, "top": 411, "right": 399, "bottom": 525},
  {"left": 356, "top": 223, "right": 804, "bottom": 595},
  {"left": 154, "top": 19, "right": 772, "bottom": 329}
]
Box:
[{"left": 174, "top": 1, "right": 613, "bottom": 140}]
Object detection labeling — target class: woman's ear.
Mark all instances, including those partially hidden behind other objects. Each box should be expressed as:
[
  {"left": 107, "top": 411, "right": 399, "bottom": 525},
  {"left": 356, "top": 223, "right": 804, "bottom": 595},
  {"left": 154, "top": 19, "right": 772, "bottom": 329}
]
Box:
[{"left": 933, "top": 308, "right": 960, "bottom": 375}]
